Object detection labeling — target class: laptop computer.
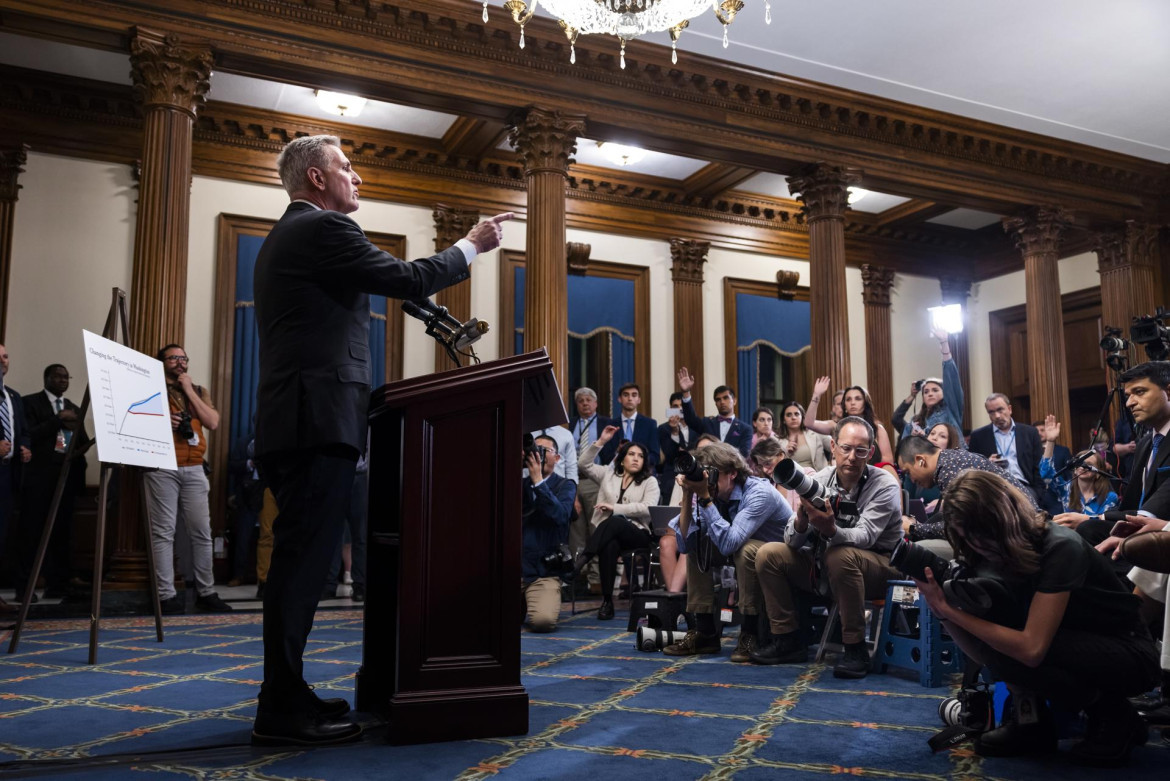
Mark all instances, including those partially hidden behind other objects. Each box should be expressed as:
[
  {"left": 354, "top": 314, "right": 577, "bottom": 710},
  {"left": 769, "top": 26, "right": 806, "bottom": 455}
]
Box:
[
  {"left": 647, "top": 505, "right": 681, "bottom": 534},
  {"left": 908, "top": 498, "right": 930, "bottom": 526}
]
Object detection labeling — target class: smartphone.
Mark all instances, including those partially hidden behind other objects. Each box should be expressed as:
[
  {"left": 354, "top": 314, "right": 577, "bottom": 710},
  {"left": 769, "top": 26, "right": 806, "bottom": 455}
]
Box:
[
  {"left": 665, "top": 408, "right": 683, "bottom": 420},
  {"left": 1110, "top": 520, "right": 1142, "bottom": 539}
]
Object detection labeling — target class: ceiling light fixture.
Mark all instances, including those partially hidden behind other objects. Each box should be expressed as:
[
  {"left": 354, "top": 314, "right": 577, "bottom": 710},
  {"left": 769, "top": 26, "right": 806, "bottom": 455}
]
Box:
[
  {"left": 597, "top": 141, "right": 646, "bottom": 166},
  {"left": 484, "top": 0, "right": 769, "bottom": 69},
  {"left": 847, "top": 187, "right": 869, "bottom": 205},
  {"left": 314, "top": 90, "right": 367, "bottom": 118}
]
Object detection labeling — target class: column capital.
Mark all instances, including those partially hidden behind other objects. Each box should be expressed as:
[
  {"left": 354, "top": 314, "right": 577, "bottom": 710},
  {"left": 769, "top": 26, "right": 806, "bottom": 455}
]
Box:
[
  {"left": 669, "top": 238, "right": 710, "bottom": 284},
  {"left": 432, "top": 204, "right": 480, "bottom": 252},
  {"left": 860, "top": 265, "right": 895, "bottom": 306},
  {"left": 566, "top": 241, "right": 591, "bottom": 275},
  {"left": 938, "top": 275, "right": 973, "bottom": 305},
  {"left": 129, "top": 29, "right": 213, "bottom": 118},
  {"left": 1002, "top": 206, "right": 1072, "bottom": 257},
  {"left": 0, "top": 145, "right": 29, "bottom": 201},
  {"left": 1093, "top": 229, "right": 1126, "bottom": 271},
  {"left": 508, "top": 107, "right": 586, "bottom": 177},
  {"left": 786, "top": 164, "right": 861, "bottom": 223}
]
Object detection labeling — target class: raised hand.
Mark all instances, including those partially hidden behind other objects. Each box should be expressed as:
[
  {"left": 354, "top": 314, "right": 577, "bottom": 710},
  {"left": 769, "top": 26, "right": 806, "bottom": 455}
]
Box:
[
  {"left": 932, "top": 327, "right": 950, "bottom": 343},
  {"left": 465, "top": 212, "right": 515, "bottom": 253},
  {"left": 908, "top": 381, "right": 920, "bottom": 397},
  {"left": 597, "top": 424, "right": 619, "bottom": 444},
  {"left": 677, "top": 367, "right": 695, "bottom": 393},
  {"left": 812, "top": 376, "right": 831, "bottom": 398},
  {"left": 1043, "top": 414, "right": 1061, "bottom": 443}
]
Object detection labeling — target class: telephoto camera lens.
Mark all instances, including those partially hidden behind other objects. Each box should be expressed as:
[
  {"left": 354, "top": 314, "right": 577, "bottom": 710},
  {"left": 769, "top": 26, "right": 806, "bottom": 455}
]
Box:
[
  {"left": 771, "top": 458, "right": 831, "bottom": 511},
  {"left": 674, "top": 451, "right": 707, "bottom": 483},
  {"left": 889, "top": 538, "right": 953, "bottom": 582},
  {"left": 938, "top": 697, "right": 963, "bottom": 726},
  {"left": 635, "top": 626, "right": 688, "bottom": 652}
]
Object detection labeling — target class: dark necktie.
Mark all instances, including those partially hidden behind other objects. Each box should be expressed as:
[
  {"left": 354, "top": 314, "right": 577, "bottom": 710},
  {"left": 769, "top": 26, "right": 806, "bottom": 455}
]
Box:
[{"left": 1141, "top": 433, "right": 1165, "bottom": 505}]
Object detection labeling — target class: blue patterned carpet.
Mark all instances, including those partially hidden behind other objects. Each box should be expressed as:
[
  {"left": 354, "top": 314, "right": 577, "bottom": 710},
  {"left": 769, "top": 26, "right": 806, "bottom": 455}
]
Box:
[{"left": 0, "top": 607, "right": 1165, "bottom": 779}]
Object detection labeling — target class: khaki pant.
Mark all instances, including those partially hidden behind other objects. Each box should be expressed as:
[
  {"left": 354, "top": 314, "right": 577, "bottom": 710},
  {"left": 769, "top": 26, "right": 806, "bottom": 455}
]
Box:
[
  {"left": 523, "top": 577, "right": 563, "bottom": 632},
  {"left": 684, "top": 538, "right": 765, "bottom": 615},
  {"left": 255, "top": 487, "right": 278, "bottom": 583},
  {"left": 756, "top": 543, "right": 901, "bottom": 644}
]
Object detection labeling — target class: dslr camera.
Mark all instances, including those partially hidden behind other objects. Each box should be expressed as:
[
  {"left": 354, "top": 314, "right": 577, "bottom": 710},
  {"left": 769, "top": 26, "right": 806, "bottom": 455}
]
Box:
[
  {"left": 771, "top": 459, "right": 859, "bottom": 526},
  {"left": 912, "top": 378, "right": 925, "bottom": 393},
  {"left": 177, "top": 410, "right": 195, "bottom": 440},
  {"left": 522, "top": 432, "right": 546, "bottom": 469},
  {"left": 674, "top": 451, "right": 719, "bottom": 493},
  {"left": 540, "top": 544, "right": 574, "bottom": 577}
]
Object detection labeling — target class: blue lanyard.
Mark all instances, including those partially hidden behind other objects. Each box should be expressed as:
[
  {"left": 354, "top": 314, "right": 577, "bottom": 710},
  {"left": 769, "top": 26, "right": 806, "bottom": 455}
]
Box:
[{"left": 995, "top": 429, "right": 1016, "bottom": 458}]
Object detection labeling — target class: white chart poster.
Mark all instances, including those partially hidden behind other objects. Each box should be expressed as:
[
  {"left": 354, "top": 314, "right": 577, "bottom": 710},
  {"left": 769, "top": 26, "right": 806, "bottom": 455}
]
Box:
[{"left": 83, "top": 330, "right": 178, "bottom": 471}]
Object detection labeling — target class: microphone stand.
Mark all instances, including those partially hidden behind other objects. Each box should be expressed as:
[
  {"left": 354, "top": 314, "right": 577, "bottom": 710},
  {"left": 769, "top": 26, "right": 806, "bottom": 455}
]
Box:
[{"left": 419, "top": 313, "right": 463, "bottom": 368}]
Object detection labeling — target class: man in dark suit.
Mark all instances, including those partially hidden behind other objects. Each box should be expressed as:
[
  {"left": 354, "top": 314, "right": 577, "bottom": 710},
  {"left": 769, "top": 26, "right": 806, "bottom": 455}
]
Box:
[
  {"left": 658, "top": 391, "right": 698, "bottom": 500},
  {"left": 252, "top": 134, "right": 510, "bottom": 746},
  {"left": 16, "top": 363, "right": 90, "bottom": 600},
  {"left": 0, "top": 344, "right": 31, "bottom": 614},
  {"left": 969, "top": 393, "right": 1054, "bottom": 513},
  {"left": 675, "top": 367, "right": 753, "bottom": 457},
  {"left": 600, "top": 383, "right": 658, "bottom": 470}
]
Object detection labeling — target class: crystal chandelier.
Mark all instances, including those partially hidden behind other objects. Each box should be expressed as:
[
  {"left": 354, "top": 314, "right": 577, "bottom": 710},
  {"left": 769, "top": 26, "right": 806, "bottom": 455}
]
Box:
[{"left": 483, "top": 1, "right": 770, "bottom": 69}]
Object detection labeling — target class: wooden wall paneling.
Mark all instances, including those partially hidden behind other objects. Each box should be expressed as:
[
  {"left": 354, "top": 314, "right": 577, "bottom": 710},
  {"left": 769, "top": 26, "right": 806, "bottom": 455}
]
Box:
[{"left": 0, "top": 145, "right": 27, "bottom": 343}]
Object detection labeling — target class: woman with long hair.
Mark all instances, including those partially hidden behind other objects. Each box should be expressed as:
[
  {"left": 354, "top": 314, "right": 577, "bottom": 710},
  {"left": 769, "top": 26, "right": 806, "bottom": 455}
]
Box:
[
  {"left": 576, "top": 426, "right": 660, "bottom": 620},
  {"left": 1038, "top": 416, "right": 1118, "bottom": 529},
  {"left": 776, "top": 400, "right": 832, "bottom": 471},
  {"left": 804, "top": 381, "right": 894, "bottom": 463},
  {"left": 890, "top": 328, "right": 965, "bottom": 443},
  {"left": 750, "top": 406, "right": 778, "bottom": 449},
  {"left": 915, "top": 470, "right": 1159, "bottom": 766}
]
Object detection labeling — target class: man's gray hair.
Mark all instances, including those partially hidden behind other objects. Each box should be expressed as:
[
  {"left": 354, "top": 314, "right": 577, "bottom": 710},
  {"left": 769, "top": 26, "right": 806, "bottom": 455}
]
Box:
[
  {"left": 574, "top": 387, "right": 598, "bottom": 402},
  {"left": 834, "top": 415, "right": 874, "bottom": 446},
  {"left": 276, "top": 135, "right": 340, "bottom": 196},
  {"left": 985, "top": 392, "right": 1012, "bottom": 407}
]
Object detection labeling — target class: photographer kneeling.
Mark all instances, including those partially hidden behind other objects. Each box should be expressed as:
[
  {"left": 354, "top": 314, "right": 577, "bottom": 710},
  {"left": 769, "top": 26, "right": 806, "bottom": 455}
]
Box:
[
  {"left": 662, "top": 441, "right": 791, "bottom": 659},
  {"left": 522, "top": 435, "right": 576, "bottom": 633},
  {"left": 912, "top": 470, "right": 1160, "bottom": 766},
  {"left": 752, "top": 416, "right": 903, "bottom": 678}
]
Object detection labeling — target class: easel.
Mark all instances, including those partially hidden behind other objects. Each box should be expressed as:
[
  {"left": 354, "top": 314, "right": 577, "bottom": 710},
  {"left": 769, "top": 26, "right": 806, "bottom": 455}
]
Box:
[{"left": 7, "top": 288, "right": 165, "bottom": 663}]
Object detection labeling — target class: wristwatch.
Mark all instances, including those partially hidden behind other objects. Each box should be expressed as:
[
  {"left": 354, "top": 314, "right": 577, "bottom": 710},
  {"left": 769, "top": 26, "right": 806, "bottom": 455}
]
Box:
[{"left": 698, "top": 497, "right": 714, "bottom": 509}]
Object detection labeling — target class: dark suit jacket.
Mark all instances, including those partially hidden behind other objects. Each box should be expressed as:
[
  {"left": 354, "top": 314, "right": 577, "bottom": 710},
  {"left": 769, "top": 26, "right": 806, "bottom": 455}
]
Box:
[
  {"left": 600, "top": 414, "right": 659, "bottom": 470},
  {"left": 570, "top": 415, "right": 618, "bottom": 466},
  {"left": 0, "top": 386, "right": 29, "bottom": 492},
  {"left": 658, "top": 421, "right": 699, "bottom": 474},
  {"left": 969, "top": 422, "right": 1046, "bottom": 497},
  {"left": 23, "top": 390, "right": 90, "bottom": 474},
  {"left": 253, "top": 203, "right": 470, "bottom": 457},
  {"left": 680, "top": 397, "right": 753, "bottom": 457},
  {"left": 1119, "top": 430, "right": 1170, "bottom": 518}
]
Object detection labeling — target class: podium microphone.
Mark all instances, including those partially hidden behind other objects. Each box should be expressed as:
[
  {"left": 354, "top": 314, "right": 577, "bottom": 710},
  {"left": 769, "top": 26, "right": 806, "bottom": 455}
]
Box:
[
  {"left": 451, "top": 319, "right": 490, "bottom": 350},
  {"left": 401, "top": 300, "right": 456, "bottom": 337},
  {"left": 407, "top": 298, "right": 461, "bottom": 330}
]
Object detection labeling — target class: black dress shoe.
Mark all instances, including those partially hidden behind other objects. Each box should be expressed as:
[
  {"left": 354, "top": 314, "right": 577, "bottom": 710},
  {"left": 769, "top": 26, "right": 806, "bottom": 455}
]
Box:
[
  {"left": 252, "top": 708, "right": 362, "bottom": 747},
  {"left": 351, "top": 585, "right": 365, "bottom": 603},
  {"left": 749, "top": 632, "right": 808, "bottom": 665},
  {"left": 597, "top": 600, "right": 615, "bottom": 620},
  {"left": 309, "top": 689, "right": 351, "bottom": 719}
]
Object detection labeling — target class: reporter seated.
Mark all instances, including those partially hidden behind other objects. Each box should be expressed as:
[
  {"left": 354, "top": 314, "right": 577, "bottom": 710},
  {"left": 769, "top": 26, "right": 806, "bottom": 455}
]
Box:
[
  {"left": 576, "top": 426, "right": 660, "bottom": 620},
  {"left": 522, "top": 435, "right": 576, "bottom": 633},
  {"left": 915, "top": 470, "right": 1160, "bottom": 767},
  {"left": 1038, "top": 414, "right": 1119, "bottom": 531},
  {"left": 662, "top": 441, "right": 791, "bottom": 661},
  {"left": 752, "top": 417, "right": 904, "bottom": 678}
]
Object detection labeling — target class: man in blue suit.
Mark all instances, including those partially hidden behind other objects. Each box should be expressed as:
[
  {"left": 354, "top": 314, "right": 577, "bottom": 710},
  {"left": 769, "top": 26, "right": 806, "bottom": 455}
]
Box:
[
  {"left": 676, "top": 367, "right": 753, "bottom": 457},
  {"left": 600, "top": 383, "right": 658, "bottom": 470},
  {"left": 0, "top": 345, "right": 31, "bottom": 614}
]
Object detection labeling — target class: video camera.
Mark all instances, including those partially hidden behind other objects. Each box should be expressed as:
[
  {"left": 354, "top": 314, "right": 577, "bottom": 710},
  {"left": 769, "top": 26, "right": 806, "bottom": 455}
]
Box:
[
  {"left": 770, "top": 459, "right": 859, "bottom": 526},
  {"left": 1130, "top": 306, "right": 1170, "bottom": 361}
]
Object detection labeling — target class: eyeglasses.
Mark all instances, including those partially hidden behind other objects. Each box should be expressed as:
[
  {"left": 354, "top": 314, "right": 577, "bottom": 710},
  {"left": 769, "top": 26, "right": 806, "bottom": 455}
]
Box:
[
  {"left": 834, "top": 443, "right": 873, "bottom": 459},
  {"left": 164, "top": 356, "right": 189, "bottom": 364}
]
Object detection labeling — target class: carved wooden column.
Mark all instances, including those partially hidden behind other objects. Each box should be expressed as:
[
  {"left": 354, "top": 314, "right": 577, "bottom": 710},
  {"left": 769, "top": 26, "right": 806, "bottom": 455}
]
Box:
[
  {"left": 860, "top": 265, "right": 895, "bottom": 429},
  {"left": 1095, "top": 222, "right": 1160, "bottom": 348},
  {"left": 0, "top": 145, "right": 28, "bottom": 344},
  {"left": 509, "top": 107, "right": 586, "bottom": 394},
  {"left": 432, "top": 204, "right": 479, "bottom": 372},
  {"left": 939, "top": 275, "right": 973, "bottom": 431},
  {"left": 127, "top": 29, "right": 212, "bottom": 353},
  {"left": 1003, "top": 207, "right": 1072, "bottom": 439},
  {"left": 670, "top": 238, "right": 709, "bottom": 412},
  {"left": 788, "top": 165, "right": 859, "bottom": 386}
]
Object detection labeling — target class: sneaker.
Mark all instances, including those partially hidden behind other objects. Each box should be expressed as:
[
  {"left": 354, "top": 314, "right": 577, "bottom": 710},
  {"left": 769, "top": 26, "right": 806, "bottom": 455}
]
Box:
[
  {"left": 832, "top": 641, "right": 871, "bottom": 679},
  {"left": 975, "top": 692, "right": 1056, "bottom": 757},
  {"left": 335, "top": 584, "right": 354, "bottom": 599},
  {"left": 195, "top": 592, "right": 233, "bottom": 612},
  {"left": 749, "top": 631, "right": 808, "bottom": 665},
  {"left": 662, "top": 629, "right": 720, "bottom": 656},
  {"left": 342, "top": 571, "right": 353, "bottom": 585},
  {"left": 1070, "top": 696, "right": 1149, "bottom": 767},
  {"left": 729, "top": 632, "right": 758, "bottom": 663},
  {"left": 160, "top": 594, "right": 185, "bottom": 615}
]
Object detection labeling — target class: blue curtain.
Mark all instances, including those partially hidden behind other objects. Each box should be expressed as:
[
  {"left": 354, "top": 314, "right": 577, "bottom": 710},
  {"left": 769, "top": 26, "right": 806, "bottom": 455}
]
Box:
[
  {"left": 368, "top": 295, "right": 387, "bottom": 388},
  {"left": 734, "top": 294, "right": 811, "bottom": 423},
  {"left": 737, "top": 346, "right": 759, "bottom": 423},
  {"left": 610, "top": 333, "right": 635, "bottom": 415}
]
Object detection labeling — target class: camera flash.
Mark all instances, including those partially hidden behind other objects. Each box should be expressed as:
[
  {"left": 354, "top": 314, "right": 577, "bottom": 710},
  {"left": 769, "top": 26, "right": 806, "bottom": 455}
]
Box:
[{"left": 928, "top": 304, "right": 963, "bottom": 334}]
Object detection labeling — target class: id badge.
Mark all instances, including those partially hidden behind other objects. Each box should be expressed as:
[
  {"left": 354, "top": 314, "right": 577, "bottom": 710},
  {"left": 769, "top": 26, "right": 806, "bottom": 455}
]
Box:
[{"left": 188, "top": 431, "right": 200, "bottom": 447}]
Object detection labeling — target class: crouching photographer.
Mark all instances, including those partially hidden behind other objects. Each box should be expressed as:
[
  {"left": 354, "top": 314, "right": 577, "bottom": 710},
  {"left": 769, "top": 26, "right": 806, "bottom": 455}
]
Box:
[
  {"left": 522, "top": 434, "right": 576, "bottom": 633},
  {"left": 662, "top": 441, "right": 791, "bottom": 660},
  {"left": 751, "top": 416, "right": 903, "bottom": 678},
  {"left": 910, "top": 469, "right": 1160, "bottom": 767}
]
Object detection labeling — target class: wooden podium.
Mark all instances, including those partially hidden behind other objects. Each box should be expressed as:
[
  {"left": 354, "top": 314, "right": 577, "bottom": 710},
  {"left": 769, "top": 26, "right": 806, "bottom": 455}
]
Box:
[{"left": 356, "top": 350, "right": 567, "bottom": 744}]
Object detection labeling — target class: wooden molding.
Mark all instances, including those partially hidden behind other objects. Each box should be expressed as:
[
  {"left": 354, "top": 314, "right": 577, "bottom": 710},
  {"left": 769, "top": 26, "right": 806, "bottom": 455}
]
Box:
[
  {"left": 873, "top": 199, "right": 953, "bottom": 227},
  {"left": 682, "top": 162, "right": 758, "bottom": 199},
  {"left": 0, "top": 0, "right": 1162, "bottom": 225}
]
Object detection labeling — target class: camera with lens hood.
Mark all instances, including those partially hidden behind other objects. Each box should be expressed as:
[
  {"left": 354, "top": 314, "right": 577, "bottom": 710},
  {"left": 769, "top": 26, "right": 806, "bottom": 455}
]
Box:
[
  {"left": 771, "top": 459, "right": 859, "bottom": 526},
  {"left": 889, "top": 538, "right": 954, "bottom": 583},
  {"left": 674, "top": 451, "right": 719, "bottom": 493},
  {"left": 635, "top": 626, "right": 688, "bottom": 652}
]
